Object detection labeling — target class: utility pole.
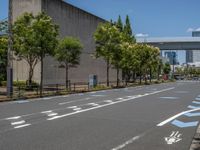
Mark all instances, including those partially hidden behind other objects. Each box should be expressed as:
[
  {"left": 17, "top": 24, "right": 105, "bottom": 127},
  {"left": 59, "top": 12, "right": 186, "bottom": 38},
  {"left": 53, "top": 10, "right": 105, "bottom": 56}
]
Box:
[{"left": 7, "top": 0, "right": 13, "bottom": 97}]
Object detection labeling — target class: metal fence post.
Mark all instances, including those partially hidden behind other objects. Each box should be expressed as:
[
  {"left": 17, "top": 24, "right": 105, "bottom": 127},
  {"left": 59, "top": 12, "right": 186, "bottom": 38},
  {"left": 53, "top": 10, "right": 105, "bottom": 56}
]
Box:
[{"left": 56, "top": 84, "right": 58, "bottom": 94}]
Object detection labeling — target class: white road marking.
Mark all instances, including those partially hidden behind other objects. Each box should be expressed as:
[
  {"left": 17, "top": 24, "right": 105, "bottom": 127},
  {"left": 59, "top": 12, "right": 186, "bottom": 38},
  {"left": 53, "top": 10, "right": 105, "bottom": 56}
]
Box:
[
  {"left": 68, "top": 106, "right": 78, "bottom": 109},
  {"left": 6, "top": 116, "right": 21, "bottom": 120},
  {"left": 104, "top": 100, "right": 113, "bottom": 103},
  {"left": 11, "top": 120, "right": 25, "bottom": 125},
  {"left": 59, "top": 97, "right": 91, "bottom": 105},
  {"left": 48, "top": 87, "right": 174, "bottom": 121},
  {"left": 165, "top": 131, "right": 182, "bottom": 144},
  {"left": 41, "top": 110, "right": 52, "bottom": 114},
  {"left": 157, "top": 108, "right": 200, "bottom": 126},
  {"left": 73, "top": 108, "right": 82, "bottom": 111},
  {"left": 14, "top": 124, "right": 31, "bottom": 129},
  {"left": 116, "top": 98, "right": 123, "bottom": 100},
  {"left": 47, "top": 113, "right": 58, "bottom": 117},
  {"left": 88, "top": 103, "right": 99, "bottom": 106},
  {"left": 111, "top": 134, "right": 144, "bottom": 150}
]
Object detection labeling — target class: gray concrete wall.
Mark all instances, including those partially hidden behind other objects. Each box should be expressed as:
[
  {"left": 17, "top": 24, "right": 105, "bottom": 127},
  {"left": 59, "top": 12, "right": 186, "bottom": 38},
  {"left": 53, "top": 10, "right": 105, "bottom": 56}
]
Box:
[
  {"left": 42, "top": 0, "right": 118, "bottom": 84},
  {"left": 12, "top": 0, "right": 42, "bottom": 82},
  {"left": 12, "top": 0, "right": 119, "bottom": 84}
]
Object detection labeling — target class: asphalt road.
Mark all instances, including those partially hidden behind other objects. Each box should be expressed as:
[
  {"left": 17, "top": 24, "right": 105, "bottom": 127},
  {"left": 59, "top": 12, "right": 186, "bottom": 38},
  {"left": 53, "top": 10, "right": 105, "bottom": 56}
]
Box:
[{"left": 0, "top": 81, "right": 200, "bottom": 150}]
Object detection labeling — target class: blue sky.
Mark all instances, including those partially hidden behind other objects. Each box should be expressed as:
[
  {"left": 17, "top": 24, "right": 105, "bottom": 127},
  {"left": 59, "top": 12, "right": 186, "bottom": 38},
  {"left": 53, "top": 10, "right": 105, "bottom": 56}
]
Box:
[{"left": 1, "top": 0, "right": 200, "bottom": 63}]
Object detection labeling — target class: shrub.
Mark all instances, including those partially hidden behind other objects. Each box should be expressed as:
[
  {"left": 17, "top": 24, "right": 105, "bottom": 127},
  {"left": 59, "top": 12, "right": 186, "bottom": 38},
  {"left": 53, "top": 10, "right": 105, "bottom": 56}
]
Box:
[{"left": 1, "top": 80, "right": 39, "bottom": 87}]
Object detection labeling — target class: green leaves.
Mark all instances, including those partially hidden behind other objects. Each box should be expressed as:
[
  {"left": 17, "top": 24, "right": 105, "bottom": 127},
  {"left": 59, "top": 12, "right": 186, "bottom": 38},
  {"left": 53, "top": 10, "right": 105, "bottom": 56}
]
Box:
[
  {"left": 55, "top": 37, "right": 83, "bottom": 66},
  {"left": 163, "top": 63, "right": 171, "bottom": 75},
  {"left": 0, "top": 36, "right": 7, "bottom": 81},
  {"left": 12, "top": 12, "right": 59, "bottom": 86}
]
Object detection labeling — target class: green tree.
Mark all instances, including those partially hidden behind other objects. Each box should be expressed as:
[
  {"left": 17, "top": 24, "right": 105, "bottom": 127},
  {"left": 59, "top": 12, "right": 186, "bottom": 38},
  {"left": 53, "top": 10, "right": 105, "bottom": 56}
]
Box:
[
  {"left": 116, "top": 15, "right": 123, "bottom": 32},
  {"left": 120, "top": 42, "right": 139, "bottom": 84},
  {"left": 163, "top": 63, "right": 171, "bottom": 75},
  {"left": 94, "top": 22, "right": 119, "bottom": 86},
  {"left": 146, "top": 46, "right": 160, "bottom": 83},
  {"left": 13, "top": 13, "right": 39, "bottom": 86},
  {"left": 55, "top": 37, "right": 83, "bottom": 89},
  {"left": 0, "top": 36, "right": 7, "bottom": 83},
  {"left": 123, "top": 15, "right": 136, "bottom": 43},
  {"left": 32, "top": 12, "right": 59, "bottom": 96}
]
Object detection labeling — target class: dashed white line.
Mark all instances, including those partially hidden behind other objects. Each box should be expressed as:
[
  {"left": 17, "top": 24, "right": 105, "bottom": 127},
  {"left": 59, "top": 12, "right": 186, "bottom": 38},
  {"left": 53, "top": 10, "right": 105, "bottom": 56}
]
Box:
[
  {"left": 41, "top": 110, "right": 52, "bottom": 114},
  {"left": 48, "top": 87, "right": 174, "bottom": 121},
  {"left": 111, "top": 134, "right": 144, "bottom": 150},
  {"left": 6, "top": 116, "right": 21, "bottom": 120},
  {"left": 14, "top": 124, "right": 31, "bottom": 129},
  {"left": 88, "top": 103, "right": 99, "bottom": 106},
  {"left": 11, "top": 120, "right": 25, "bottom": 125},
  {"left": 59, "top": 97, "right": 91, "bottom": 105},
  {"left": 47, "top": 113, "right": 58, "bottom": 117}
]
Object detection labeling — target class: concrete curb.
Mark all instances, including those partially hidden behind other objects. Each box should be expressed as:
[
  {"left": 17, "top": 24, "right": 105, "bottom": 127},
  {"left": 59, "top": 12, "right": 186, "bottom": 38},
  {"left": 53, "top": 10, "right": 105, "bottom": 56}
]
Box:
[{"left": 190, "top": 124, "right": 200, "bottom": 150}]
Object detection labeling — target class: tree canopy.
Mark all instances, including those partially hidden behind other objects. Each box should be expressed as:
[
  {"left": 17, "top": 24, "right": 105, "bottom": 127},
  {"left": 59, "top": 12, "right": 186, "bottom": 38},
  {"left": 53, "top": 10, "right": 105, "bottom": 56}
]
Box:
[{"left": 55, "top": 37, "right": 83, "bottom": 89}]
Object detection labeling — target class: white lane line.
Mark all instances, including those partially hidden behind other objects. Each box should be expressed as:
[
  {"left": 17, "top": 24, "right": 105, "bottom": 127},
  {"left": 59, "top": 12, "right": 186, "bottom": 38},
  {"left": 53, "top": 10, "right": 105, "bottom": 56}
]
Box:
[
  {"left": 88, "top": 103, "right": 99, "bottom": 106},
  {"left": 14, "top": 124, "right": 31, "bottom": 129},
  {"left": 157, "top": 108, "right": 200, "bottom": 126},
  {"left": 68, "top": 106, "right": 78, "bottom": 109},
  {"left": 41, "top": 110, "right": 52, "bottom": 114},
  {"left": 104, "top": 100, "right": 113, "bottom": 103},
  {"left": 48, "top": 87, "right": 174, "bottom": 121},
  {"left": 59, "top": 97, "right": 91, "bottom": 105},
  {"left": 11, "top": 120, "right": 25, "bottom": 125},
  {"left": 116, "top": 98, "right": 123, "bottom": 100},
  {"left": 111, "top": 134, "right": 144, "bottom": 150},
  {"left": 6, "top": 116, "right": 21, "bottom": 120},
  {"left": 73, "top": 108, "right": 82, "bottom": 111},
  {"left": 47, "top": 113, "right": 58, "bottom": 117}
]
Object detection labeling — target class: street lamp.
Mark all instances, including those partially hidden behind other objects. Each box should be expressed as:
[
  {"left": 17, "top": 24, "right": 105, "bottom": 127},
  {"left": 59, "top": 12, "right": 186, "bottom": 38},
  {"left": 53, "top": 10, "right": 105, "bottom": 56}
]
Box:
[{"left": 7, "top": 0, "right": 13, "bottom": 97}]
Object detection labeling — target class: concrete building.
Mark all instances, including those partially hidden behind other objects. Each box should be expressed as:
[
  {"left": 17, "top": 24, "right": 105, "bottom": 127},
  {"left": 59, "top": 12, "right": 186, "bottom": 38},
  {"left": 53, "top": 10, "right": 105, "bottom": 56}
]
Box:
[
  {"left": 12, "top": 0, "right": 118, "bottom": 84},
  {"left": 186, "top": 31, "right": 200, "bottom": 63},
  {"left": 164, "top": 51, "right": 179, "bottom": 65}
]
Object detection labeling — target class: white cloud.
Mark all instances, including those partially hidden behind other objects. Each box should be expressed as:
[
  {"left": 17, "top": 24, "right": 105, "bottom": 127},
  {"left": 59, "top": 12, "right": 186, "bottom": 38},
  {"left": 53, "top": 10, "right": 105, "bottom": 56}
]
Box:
[
  {"left": 187, "top": 28, "right": 194, "bottom": 32},
  {"left": 135, "top": 33, "right": 149, "bottom": 37},
  {"left": 187, "top": 27, "right": 200, "bottom": 32},
  {"left": 196, "top": 28, "right": 200, "bottom": 31}
]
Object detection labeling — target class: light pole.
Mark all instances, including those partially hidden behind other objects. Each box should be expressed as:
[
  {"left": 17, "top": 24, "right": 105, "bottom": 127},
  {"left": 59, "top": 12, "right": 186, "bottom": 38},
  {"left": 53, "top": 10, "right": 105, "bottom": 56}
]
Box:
[{"left": 7, "top": 0, "right": 13, "bottom": 97}]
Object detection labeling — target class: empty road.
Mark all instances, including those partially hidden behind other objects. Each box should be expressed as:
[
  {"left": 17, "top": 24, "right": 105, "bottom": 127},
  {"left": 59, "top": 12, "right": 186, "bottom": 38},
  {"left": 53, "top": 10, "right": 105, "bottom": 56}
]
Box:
[{"left": 0, "top": 81, "right": 200, "bottom": 150}]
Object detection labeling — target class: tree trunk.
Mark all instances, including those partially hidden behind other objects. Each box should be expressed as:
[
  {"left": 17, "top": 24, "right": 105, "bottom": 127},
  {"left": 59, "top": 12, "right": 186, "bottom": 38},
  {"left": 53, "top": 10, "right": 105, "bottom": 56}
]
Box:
[
  {"left": 28, "top": 65, "right": 34, "bottom": 87},
  {"left": 106, "top": 59, "right": 110, "bottom": 87},
  {"left": 150, "top": 68, "right": 152, "bottom": 83},
  {"left": 40, "top": 55, "right": 43, "bottom": 97},
  {"left": 65, "top": 63, "right": 69, "bottom": 90},
  {"left": 139, "top": 68, "right": 142, "bottom": 85},
  {"left": 116, "top": 67, "right": 119, "bottom": 87}
]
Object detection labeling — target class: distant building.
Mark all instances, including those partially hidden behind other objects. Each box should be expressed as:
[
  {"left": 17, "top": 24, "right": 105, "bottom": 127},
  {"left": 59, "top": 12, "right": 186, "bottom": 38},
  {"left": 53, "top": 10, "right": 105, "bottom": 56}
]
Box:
[
  {"left": 164, "top": 51, "right": 179, "bottom": 65},
  {"left": 186, "top": 31, "right": 200, "bottom": 63}
]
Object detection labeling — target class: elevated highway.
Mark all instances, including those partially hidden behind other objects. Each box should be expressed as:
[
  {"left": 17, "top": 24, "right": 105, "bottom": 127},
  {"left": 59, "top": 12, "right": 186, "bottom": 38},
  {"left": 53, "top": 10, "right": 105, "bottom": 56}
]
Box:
[{"left": 137, "top": 37, "right": 200, "bottom": 50}]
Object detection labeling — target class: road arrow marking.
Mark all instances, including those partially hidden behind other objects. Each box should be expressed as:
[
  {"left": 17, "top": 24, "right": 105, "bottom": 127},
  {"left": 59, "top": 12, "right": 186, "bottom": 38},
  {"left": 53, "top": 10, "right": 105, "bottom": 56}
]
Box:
[
  {"left": 165, "top": 131, "right": 182, "bottom": 144},
  {"left": 184, "top": 112, "right": 200, "bottom": 117},
  {"left": 171, "top": 120, "right": 199, "bottom": 128}
]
